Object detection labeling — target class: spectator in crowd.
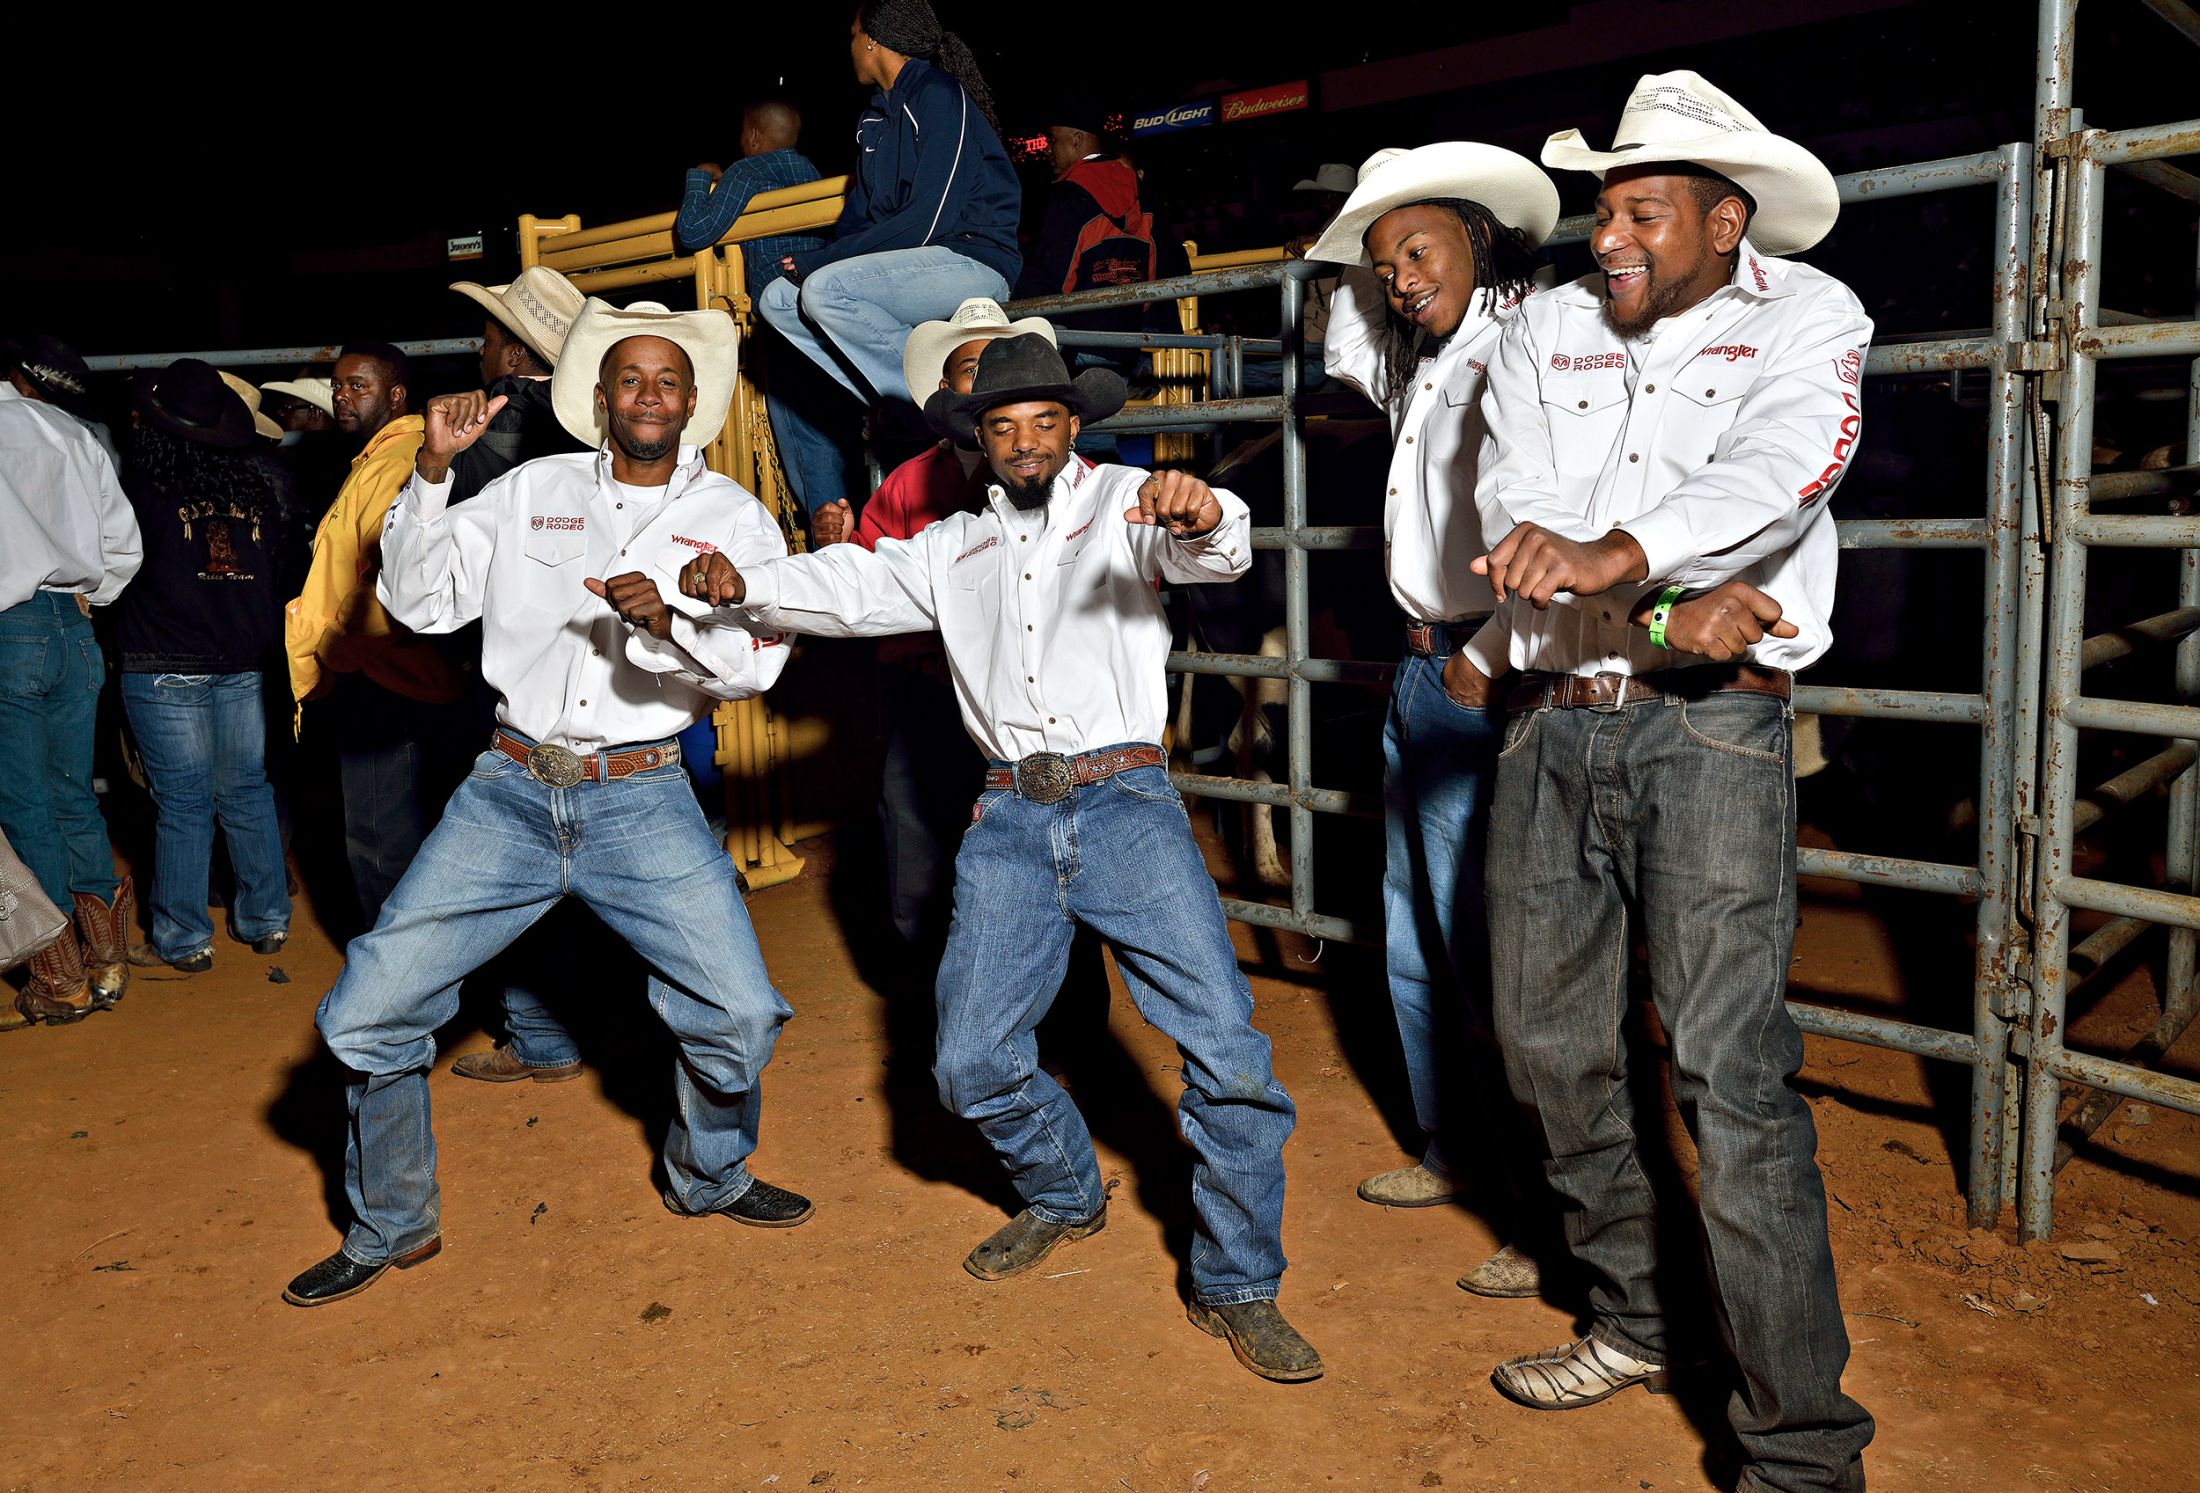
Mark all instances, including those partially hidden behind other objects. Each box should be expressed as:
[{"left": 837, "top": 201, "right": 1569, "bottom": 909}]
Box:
[
  {"left": 683, "top": 334, "right": 1320, "bottom": 1384},
  {"left": 261, "top": 376, "right": 336, "bottom": 436},
  {"left": 672, "top": 102, "right": 850, "bottom": 520},
  {"left": 0, "top": 335, "right": 142, "bottom": 1026},
  {"left": 114, "top": 360, "right": 292, "bottom": 975},
  {"left": 8, "top": 336, "right": 121, "bottom": 465},
  {"left": 1308, "top": 142, "right": 1563, "bottom": 1300},
  {"left": 285, "top": 343, "right": 463, "bottom": 931},
  {"left": 1285, "top": 162, "right": 1353, "bottom": 352},
  {"left": 1015, "top": 98, "right": 1154, "bottom": 338},
  {"left": 757, "top": 0, "right": 1021, "bottom": 438},
  {"left": 445, "top": 267, "right": 591, "bottom": 502},
  {"left": 284, "top": 298, "right": 811, "bottom": 1307},
  {"left": 1467, "top": 72, "right": 1873, "bottom": 1489}
]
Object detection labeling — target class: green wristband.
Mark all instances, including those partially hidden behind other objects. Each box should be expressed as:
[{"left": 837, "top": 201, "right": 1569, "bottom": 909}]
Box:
[{"left": 1646, "top": 584, "right": 1686, "bottom": 650}]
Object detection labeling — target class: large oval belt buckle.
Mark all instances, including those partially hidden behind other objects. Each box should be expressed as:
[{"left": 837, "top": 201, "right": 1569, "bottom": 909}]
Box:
[
  {"left": 1017, "top": 752, "right": 1074, "bottom": 805},
  {"left": 528, "top": 742, "right": 588, "bottom": 788}
]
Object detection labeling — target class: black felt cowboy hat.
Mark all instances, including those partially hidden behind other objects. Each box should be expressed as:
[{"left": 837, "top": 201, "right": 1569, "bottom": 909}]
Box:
[
  {"left": 8, "top": 335, "right": 94, "bottom": 410},
  {"left": 132, "top": 358, "right": 256, "bottom": 449},
  {"left": 922, "top": 334, "right": 1127, "bottom": 442}
]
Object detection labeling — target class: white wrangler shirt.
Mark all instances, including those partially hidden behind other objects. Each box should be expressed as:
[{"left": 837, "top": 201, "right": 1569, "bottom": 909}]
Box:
[
  {"left": 733, "top": 458, "right": 1250, "bottom": 762},
  {"left": 378, "top": 446, "right": 790, "bottom": 751},
  {"left": 0, "top": 384, "right": 141, "bottom": 611},
  {"left": 1467, "top": 239, "right": 1873, "bottom": 678},
  {"left": 1323, "top": 270, "right": 1521, "bottom": 625}
]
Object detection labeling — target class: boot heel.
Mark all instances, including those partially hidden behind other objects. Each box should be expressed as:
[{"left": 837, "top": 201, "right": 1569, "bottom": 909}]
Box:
[
  {"left": 393, "top": 1238, "right": 442, "bottom": 1269},
  {"left": 1644, "top": 1370, "right": 1676, "bottom": 1394}
]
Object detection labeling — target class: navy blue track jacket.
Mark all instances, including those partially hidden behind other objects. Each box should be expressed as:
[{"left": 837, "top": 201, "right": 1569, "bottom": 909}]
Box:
[{"left": 787, "top": 59, "right": 1022, "bottom": 286}]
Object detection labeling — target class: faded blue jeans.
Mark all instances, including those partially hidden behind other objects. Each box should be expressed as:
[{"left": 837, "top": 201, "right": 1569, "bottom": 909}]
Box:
[
  {"left": 1381, "top": 647, "right": 1503, "bottom": 1181},
  {"left": 759, "top": 246, "right": 1010, "bottom": 411},
  {"left": 934, "top": 751, "right": 1296, "bottom": 1306},
  {"left": 1487, "top": 688, "right": 1872, "bottom": 1492},
  {"left": 120, "top": 671, "right": 290, "bottom": 959},
  {"left": 315, "top": 738, "right": 792, "bottom": 1265},
  {"left": 0, "top": 592, "right": 117, "bottom": 906}
]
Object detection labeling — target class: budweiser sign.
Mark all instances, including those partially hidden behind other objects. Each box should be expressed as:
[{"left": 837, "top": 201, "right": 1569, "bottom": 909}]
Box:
[{"left": 1219, "top": 81, "right": 1310, "bottom": 124}]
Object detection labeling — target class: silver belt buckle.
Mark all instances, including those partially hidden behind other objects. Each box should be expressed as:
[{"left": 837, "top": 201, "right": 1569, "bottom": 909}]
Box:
[
  {"left": 1016, "top": 751, "right": 1075, "bottom": 805},
  {"left": 527, "top": 742, "right": 588, "bottom": 788},
  {"left": 1588, "top": 671, "right": 1629, "bottom": 713}
]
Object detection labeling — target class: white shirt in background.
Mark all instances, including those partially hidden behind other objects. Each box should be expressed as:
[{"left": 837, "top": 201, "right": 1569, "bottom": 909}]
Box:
[{"left": 0, "top": 384, "right": 141, "bottom": 611}]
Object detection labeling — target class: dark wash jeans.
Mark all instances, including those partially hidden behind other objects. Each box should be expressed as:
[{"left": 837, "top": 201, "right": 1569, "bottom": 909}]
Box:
[{"left": 1486, "top": 689, "right": 1873, "bottom": 1492}]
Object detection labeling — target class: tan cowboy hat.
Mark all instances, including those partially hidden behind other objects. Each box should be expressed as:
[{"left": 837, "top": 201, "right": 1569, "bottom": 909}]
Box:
[
  {"left": 551, "top": 298, "right": 739, "bottom": 450},
  {"left": 1540, "top": 70, "right": 1839, "bottom": 256},
  {"left": 261, "top": 376, "right": 333, "bottom": 418},
  {"left": 900, "top": 298, "right": 1057, "bottom": 401},
  {"left": 217, "top": 370, "right": 284, "bottom": 441},
  {"left": 451, "top": 265, "right": 587, "bottom": 366},
  {"left": 1293, "top": 163, "right": 1356, "bottom": 195},
  {"left": 1307, "top": 142, "right": 1561, "bottom": 267}
]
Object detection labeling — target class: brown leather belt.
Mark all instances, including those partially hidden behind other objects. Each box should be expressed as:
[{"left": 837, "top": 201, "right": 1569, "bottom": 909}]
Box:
[
  {"left": 1403, "top": 619, "right": 1484, "bottom": 657},
  {"left": 492, "top": 728, "right": 682, "bottom": 788},
  {"left": 1505, "top": 664, "right": 1792, "bottom": 715},
  {"left": 982, "top": 744, "right": 1167, "bottom": 805}
]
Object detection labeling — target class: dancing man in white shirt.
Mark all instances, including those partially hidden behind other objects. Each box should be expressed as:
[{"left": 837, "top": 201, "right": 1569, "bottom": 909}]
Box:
[
  {"left": 284, "top": 300, "right": 813, "bottom": 1308},
  {"left": 678, "top": 335, "right": 1320, "bottom": 1384},
  {"left": 1309, "top": 141, "right": 1566, "bottom": 1301},
  {"left": 1465, "top": 73, "right": 1875, "bottom": 1490}
]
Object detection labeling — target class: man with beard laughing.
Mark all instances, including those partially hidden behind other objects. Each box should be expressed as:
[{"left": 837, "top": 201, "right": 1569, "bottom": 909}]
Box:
[
  {"left": 676, "top": 335, "right": 1321, "bottom": 1385},
  {"left": 1459, "top": 72, "right": 1875, "bottom": 1492},
  {"left": 283, "top": 299, "right": 813, "bottom": 1309}
]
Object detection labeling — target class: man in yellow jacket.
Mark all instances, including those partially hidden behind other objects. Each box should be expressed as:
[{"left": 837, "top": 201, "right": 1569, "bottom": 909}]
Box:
[{"left": 286, "top": 342, "right": 462, "bottom": 927}]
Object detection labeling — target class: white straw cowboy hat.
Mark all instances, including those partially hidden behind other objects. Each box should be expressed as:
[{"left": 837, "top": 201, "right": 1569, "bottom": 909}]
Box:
[
  {"left": 261, "top": 376, "right": 333, "bottom": 418},
  {"left": 1540, "top": 70, "right": 1840, "bottom": 256},
  {"left": 217, "top": 371, "right": 284, "bottom": 441},
  {"left": 1293, "top": 163, "right": 1356, "bottom": 195},
  {"left": 1307, "top": 142, "right": 1561, "bottom": 267},
  {"left": 451, "top": 265, "right": 587, "bottom": 366},
  {"left": 901, "top": 297, "right": 1057, "bottom": 401},
  {"left": 551, "top": 298, "right": 739, "bottom": 449}
]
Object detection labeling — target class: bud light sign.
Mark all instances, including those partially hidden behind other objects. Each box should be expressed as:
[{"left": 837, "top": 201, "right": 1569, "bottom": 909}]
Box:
[{"left": 1132, "top": 100, "right": 1216, "bottom": 137}]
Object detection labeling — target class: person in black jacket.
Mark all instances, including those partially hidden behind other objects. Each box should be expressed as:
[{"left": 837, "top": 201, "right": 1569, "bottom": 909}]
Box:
[
  {"left": 757, "top": 0, "right": 1021, "bottom": 431},
  {"left": 115, "top": 360, "right": 293, "bottom": 974}
]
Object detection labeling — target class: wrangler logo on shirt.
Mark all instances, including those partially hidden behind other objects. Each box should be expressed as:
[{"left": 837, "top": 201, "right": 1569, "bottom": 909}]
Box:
[
  {"left": 670, "top": 534, "right": 719, "bottom": 553},
  {"left": 954, "top": 536, "right": 1000, "bottom": 566},
  {"left": 1697, "top": 344, "right": 1759, "bottom": 363}
]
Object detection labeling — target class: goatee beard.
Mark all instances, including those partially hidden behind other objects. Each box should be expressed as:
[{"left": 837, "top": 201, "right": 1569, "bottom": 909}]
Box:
[
  {"left": 619, "top": 427, "right": 677, "bottom": 462},
  {"left": 1005, "top": 476, "right": 1051, "bottom": 514}
]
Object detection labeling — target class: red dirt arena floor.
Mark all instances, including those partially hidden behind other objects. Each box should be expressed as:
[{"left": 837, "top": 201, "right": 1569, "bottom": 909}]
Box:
[{"left": 3, "top": 833, "right": 2197, "bottom": 1492}]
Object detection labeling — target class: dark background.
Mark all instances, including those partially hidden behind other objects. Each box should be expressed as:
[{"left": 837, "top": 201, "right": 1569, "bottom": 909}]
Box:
[{"left": 5, "top": 0, "right": 2194, "bottom": 363}]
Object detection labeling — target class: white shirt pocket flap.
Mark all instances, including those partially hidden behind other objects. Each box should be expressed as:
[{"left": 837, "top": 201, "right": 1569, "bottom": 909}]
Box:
[
  {"left": 1542, "top": 383, "right": 1629, "bottom": 419},
  {"left": 1673, "top": 377, "right": 1754, "bottom": 410},
  {"left": 524, "top": 524, "right": 587, "bottom": 567}
]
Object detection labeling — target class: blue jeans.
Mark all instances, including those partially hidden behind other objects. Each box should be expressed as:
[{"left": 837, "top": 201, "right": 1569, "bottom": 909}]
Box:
[
  {"left": 0, "top": 593, "right": 116, "bottom": 906},
  {"left": 1380, "top": 649, "right": 1502, "bottom": 1180},
  {"left": 315, "top": 740, "right": 793, "bottom": 1265},
  {"left": 120, "top": 671, "right": 290, "bottom": 959},
  {"left": 935, "top": 752, "right": 1296, "bottom": 1306},
  {"left": 759, "top": 247, "right": 1010, "bottom": 410},
  {"left": 758, "top": 322, "right": 855, "bottom": 519},
  {"left": 1487, "top": 691, "right": 1872, "bottom": 1492}
]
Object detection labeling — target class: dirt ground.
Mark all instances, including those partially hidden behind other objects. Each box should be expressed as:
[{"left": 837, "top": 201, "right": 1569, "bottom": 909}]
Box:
[{"left": 3, "top": 831, "right": 2197, "bottom": 1493}]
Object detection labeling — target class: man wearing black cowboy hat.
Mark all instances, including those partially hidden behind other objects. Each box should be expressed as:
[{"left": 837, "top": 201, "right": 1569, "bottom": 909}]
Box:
[
  {"left": 677, "top": 334, "right": 1321, "bottom": 1384},
  {"left": 0, "top": 333, "right": 141, "bottom": 1028},
  {"left": 113, "top": 360, "right": 293, "bottom": 980}
]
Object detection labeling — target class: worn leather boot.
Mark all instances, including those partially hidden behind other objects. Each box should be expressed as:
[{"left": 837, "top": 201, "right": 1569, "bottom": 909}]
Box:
[
  {"left": 19, "top": 934, "right": 97, "bottom": 1025},
  {"left": 1188, "top": 1298, "right": 1324, "bottom": 1382},
  {"left": 72, "top": 875, "right": 133, "bottom": 1006}
]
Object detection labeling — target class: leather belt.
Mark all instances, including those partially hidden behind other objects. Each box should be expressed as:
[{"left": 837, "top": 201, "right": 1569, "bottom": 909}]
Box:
[
  {"left": 1403, "top": 618, "right": 1484, "bottom": 657},
  {"left": 982, "top": 744, "right": 1167, "bottom": 805},
  {"left": 492, "top": 729, "right": 682, "bottom": 788},
  {"left": 1505, "top": 664, "right": 1792, "bottom": 715}
]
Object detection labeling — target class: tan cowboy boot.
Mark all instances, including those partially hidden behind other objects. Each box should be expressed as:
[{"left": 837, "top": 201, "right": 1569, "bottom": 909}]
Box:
[
  {"left": 19, "top": 934, "right": 98, "bottom": 1025},
  {"left": 72, "top": 875, "right": 133, "bottom": 1006}
]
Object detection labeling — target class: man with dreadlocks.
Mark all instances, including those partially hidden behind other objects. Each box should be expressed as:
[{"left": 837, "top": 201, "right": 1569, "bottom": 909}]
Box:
[
  {"left": 1307, "top": 144, "right": 1566, "bottom": 1300},
  {"left": 758, "top": 1, "right": 1021, "bottom": 434}
]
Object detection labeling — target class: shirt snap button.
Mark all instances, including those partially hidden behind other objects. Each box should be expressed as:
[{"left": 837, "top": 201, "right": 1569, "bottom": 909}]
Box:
[
  {"left": 1644, "top": 383, "right": 1655, "bottom": 393},
  {"left": 1577, "top": 400, "right": 1588, "bottom": 410},
  {"left": 1705, "top": 388, "right": 1716, "bottom": 397},
  {"left": 1629, "top": 453, "right": 1640, "bottom": 463}
]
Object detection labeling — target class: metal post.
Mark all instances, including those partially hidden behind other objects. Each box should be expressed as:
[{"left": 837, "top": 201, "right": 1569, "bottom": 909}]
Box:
[
  {"left": 2164, "top": 225, "right": 2200, "bottom": 1054},
  {"left": 2021, "top": 132, "right": 2103, "bottom": 1241},
  {"left": 1968, "top": 141, "right": 2034, "bottom": 1226},
  {"left": 1278, "top": 266, "right": 1314, "bottom": 926}
]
